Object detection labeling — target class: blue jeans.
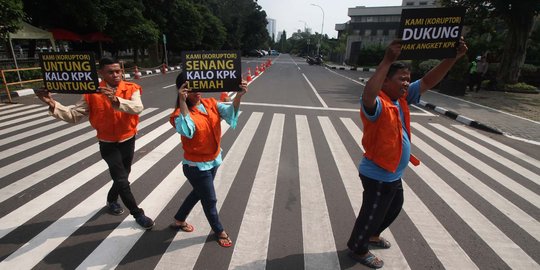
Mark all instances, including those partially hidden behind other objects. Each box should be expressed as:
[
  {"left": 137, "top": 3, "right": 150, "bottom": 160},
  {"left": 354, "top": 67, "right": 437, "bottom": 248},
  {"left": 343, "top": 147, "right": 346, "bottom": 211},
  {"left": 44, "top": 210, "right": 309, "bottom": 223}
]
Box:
[{"left": 174, "top": 164, "right": 223, "bottom": 233}]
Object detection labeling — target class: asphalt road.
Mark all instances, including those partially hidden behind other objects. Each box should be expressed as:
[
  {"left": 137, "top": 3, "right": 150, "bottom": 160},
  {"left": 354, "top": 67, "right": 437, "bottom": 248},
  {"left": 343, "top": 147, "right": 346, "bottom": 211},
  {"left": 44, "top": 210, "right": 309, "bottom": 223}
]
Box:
[{"left": 0, "top": 54, "right": 539, "bottom": 269}]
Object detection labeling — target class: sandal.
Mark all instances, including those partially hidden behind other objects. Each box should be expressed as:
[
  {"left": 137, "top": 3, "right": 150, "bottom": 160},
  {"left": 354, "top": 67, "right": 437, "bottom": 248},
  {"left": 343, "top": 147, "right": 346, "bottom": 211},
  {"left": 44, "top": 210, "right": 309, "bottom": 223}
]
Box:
[
  {"left": 369, "top": 237, "right": 391, "bottom": 249},
  {"left": 169, "top": 222, "right": 194, "bottom": 232},
  {"left": 349, "top": 251, "right": 384, "bottom": 269},
  {"left": 216, "top": 232, "right": 233, "bottom": 248}
]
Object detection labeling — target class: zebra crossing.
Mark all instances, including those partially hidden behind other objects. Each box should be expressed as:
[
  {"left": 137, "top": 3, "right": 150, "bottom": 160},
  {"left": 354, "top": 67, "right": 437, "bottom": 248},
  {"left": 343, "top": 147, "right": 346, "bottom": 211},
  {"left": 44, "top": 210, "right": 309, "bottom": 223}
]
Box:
[{"left": 0, "top": 103, "right": 539, "bottom": 269}]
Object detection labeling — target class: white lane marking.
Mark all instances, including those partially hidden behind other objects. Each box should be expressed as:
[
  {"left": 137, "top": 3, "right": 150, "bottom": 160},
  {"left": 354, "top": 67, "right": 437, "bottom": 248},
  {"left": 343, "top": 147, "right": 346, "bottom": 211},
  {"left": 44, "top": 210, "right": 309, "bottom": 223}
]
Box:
[
  {"left": 228, "top": 113, "right": 284, "bottom": 270},
  {"left": 296, "top": 115, "right": 340, "bottom": 270},
  {"left": 302, "top": 73, "right": 328, "bottom": 108},
  {"left": 155, "top": 112, "right": 263, "bottom": 269}
]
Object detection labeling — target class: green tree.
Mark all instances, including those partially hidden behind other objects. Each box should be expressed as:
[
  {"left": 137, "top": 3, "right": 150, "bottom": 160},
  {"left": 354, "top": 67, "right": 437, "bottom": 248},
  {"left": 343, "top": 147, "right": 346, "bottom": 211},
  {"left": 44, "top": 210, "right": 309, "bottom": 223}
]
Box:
[
  {"left": 0, "top": 0, "right": 25, "bottom": 40},
  {"left": 441, "top": 0, "right": 540, "bottom": 84}
]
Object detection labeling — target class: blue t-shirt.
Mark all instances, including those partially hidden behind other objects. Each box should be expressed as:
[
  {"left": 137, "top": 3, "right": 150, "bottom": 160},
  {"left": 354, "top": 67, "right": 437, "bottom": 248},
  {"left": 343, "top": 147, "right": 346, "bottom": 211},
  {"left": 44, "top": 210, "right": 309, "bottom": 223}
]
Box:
[
  {"left": 175, "top": 102, "right": 239, "bottom": 171},
  {"left": 358, "top": 80, "right": 421, "bottom": 182}
]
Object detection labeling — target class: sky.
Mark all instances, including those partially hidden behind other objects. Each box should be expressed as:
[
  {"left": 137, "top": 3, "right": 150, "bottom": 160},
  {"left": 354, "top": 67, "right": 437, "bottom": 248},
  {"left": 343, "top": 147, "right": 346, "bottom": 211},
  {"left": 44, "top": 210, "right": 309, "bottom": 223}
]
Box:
[{"left": 257, "top": 0, "right": 403, "bottom": 39}]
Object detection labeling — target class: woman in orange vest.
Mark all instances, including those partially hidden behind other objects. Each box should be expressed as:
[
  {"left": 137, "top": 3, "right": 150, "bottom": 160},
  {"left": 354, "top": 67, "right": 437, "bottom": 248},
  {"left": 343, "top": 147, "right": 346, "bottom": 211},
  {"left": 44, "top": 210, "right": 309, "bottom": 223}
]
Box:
[
  {"left": 347, "top": 39, "right": 467, "bottom": 268},
  {"left": 168, "top": 73, "right": 247, "bottom": 248}
]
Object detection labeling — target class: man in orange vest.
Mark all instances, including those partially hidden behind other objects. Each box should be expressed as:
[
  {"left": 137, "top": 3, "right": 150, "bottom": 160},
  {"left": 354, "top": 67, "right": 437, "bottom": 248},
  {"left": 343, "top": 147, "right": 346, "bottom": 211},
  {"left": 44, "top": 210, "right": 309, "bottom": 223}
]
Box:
[
  {"left": 35, "top": 57, "right": 154, "bottom": 230},
  {"left": 347, "top": 39, "right": 467, "bottom": 268}
]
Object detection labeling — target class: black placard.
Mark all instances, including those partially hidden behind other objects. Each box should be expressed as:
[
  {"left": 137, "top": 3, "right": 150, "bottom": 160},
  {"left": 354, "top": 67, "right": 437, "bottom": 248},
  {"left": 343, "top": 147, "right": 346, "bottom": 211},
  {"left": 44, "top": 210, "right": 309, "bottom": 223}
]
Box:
[
  {"left": 181, "top": 50, "right": 242, "bottom": 92},
  {"left": 398, "top": 7, "right": 466, "bottom": 60},
  {"left": 39, "top": 52, "right": 99, "bottom": 93}
]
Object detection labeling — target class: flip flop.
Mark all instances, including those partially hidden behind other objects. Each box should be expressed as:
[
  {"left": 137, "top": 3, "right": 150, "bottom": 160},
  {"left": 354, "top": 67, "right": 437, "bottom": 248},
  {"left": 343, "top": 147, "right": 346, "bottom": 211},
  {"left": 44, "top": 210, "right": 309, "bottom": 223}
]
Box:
[
  {"left": 369, "top": 237, "right": 391, "bottom": 249},
  {"left": 216, "top": 232, "right": 233, "bottom": 248},
  {"left": 169, "top": 222, "right": 194, "bottom": 232},
  {"left": 349, "top": 251, "right": 384, "bottom": 269}
]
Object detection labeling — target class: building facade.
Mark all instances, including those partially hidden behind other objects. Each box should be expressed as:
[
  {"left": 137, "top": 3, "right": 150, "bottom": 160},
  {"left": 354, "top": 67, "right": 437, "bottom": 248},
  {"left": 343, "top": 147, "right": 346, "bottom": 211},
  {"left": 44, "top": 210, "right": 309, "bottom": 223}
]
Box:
[
  {"left": 336, "top": 0, "right": 438, "bottom": 65},
  {"left": 266, "top": 18, "right": 276, "bottom": 42}
]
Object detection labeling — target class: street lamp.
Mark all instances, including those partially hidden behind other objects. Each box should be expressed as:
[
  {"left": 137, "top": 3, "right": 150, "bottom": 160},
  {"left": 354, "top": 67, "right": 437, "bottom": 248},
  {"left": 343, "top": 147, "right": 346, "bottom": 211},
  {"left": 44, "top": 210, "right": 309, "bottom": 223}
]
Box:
[{"left": 310, "top": 3, "right": 324, "bottom": 56}]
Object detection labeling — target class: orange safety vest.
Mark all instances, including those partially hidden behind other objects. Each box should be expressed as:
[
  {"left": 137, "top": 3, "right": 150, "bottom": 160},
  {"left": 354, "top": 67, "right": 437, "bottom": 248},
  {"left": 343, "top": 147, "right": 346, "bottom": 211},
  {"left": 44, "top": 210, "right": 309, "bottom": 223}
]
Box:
[
  {"left": 85, "top": 81, "right": 141, "bottom": 142},
  {"left": 360, "top": 91, "right": 418, "bottom": 173},
  {"left": 170, "top": 98, "right": 222, "bottom": 162}
]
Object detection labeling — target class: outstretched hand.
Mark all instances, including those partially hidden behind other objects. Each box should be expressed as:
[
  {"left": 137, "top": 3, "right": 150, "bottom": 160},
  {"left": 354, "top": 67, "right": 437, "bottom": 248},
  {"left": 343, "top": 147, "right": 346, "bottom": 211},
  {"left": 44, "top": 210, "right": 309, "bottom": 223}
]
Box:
[
  {"left": 35, "top": 88, "right": 55, "bottom": 108},
  {"left": 384, "top": 39, "right": 402, "bottom": 63}
]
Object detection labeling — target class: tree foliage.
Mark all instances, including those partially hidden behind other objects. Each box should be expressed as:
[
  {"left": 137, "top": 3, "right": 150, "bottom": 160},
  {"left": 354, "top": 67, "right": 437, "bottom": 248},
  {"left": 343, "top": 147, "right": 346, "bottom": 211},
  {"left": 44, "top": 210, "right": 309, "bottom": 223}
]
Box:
[
  {"left": 17, "top": 0, "right": 270, "bottom": 62},
  {"left": 0, "top": 0, "right": 25, "bottom": 40},
  {"left": 440, "top": 0, "right": 540, "bottom": 84}
]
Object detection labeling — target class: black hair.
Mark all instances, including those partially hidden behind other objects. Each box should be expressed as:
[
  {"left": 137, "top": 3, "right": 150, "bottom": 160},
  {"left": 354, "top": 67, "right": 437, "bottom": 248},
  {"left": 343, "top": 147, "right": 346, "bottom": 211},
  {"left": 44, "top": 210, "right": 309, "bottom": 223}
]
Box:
[
  {"left": 99, "top": 57, "right": 120, "bottom": 69},
  {"left": 174, "top": 72, "right": 195, "bottom": 109},
  {"left": 387, "top": 61, "right": 411, "bottom": 78}
]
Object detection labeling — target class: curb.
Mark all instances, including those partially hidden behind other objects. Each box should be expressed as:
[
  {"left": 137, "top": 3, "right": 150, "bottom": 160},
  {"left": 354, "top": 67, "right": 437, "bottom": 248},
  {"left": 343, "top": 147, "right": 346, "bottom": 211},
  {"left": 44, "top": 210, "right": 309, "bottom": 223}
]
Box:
[
  {"left": 0, "top": 66, "right": 182, "bottom": 100},
  {"left": 324, "top": 63, "right": 376, "bottom": 72},
  {"left": 418, "top": 100, "right": 503, "bottom": 135}
]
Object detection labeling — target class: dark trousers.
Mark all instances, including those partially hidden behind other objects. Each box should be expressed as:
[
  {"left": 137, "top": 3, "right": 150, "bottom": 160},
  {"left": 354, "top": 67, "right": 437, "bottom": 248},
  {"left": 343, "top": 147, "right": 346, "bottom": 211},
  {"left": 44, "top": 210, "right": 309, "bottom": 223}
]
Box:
[
  {"left": 347, "top": 174, "right": 404, "bottom": 255},
  {"left": 99, "top": 136, "right": 142, "bottom": 217},
  {"left": 174, "top": 164, "right": 223, "bottom": 233}
]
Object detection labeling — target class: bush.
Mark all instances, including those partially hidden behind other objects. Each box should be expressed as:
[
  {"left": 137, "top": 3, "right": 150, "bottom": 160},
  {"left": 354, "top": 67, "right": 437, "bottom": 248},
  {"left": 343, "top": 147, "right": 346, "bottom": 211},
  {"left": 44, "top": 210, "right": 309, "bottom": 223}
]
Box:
[
  {"left": 520, "top": 64, "right": 537, "bottom": 74},
  {"left": 418, "top": 59, "right": 441, "bottom": 75},
  {"left": 503, "top": 82, "right": 538, "bottom": 93}
]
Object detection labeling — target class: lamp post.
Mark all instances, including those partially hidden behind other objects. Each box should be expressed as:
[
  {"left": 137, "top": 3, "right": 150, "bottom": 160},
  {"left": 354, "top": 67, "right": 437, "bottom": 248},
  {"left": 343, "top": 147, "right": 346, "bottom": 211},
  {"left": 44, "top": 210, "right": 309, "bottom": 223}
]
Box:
[{"left": 310, "top": 3, "right": 324, "bottom": 57}]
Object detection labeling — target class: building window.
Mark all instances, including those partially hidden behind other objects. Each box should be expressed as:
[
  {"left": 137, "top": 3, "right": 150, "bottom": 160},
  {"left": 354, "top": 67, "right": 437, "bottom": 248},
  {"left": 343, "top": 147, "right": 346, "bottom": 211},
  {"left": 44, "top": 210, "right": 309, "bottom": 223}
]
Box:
[
  {"left": 364, "top": 29, "right": 371, "bottom": 36},
  {"left": 406, "top": 2, "right": 414, "bottom": 5},
  {"left": 377, "top": 29, "right": 383, "bottom": 36},
  {"left": 389, "top": 29, "right": 396, "bottom": 38},
  {"left": 419, "top": 1, "right": 428, "bottom": 5},
  {"left": 366, "top": 16, "right": 373, "bottom": 22}
]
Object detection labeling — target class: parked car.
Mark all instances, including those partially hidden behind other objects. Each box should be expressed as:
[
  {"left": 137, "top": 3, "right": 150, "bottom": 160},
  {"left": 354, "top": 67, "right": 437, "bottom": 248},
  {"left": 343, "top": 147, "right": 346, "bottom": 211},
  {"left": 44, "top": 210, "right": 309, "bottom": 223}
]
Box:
[
  {"left": 246, "top": 49, "right": 263, "bottom": 57},
  {"left": 270, "top": 50, "right": 280, "bottom": 56}
]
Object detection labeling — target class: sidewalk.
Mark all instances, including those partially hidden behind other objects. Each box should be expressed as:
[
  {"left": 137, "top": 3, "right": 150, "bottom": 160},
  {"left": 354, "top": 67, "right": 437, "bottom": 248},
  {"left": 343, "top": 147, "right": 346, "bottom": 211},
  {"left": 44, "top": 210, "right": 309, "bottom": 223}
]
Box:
[
  {"left": 420, "top": 90, "right": 540, "bottom": 143},
  {"left": 325, "top": 63, "right": 540, "bottom": 144}
]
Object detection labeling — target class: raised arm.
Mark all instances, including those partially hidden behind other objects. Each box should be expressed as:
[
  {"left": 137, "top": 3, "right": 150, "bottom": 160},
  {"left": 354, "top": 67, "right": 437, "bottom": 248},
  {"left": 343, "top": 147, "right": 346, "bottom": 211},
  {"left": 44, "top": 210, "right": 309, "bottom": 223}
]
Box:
[
  {"left": 362, "top": 40, "right": 402, "bottom": 111},
  {"left": 419, "top": 37, "right": 468, "bottom": 94},
  {"left": 232, "top": 80, "right": 248, "bottom": 113},
  {"left": 177, "top": 82, "right": 191, "bottom": 117}
]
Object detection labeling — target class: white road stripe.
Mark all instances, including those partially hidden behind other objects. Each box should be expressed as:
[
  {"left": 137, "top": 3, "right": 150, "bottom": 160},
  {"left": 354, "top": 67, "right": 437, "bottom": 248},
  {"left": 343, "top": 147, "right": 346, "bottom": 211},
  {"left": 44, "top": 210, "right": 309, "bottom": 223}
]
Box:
[
  {"left": 413, "top": 123, "right": 540, "bottom": 241},
  {"left": 0, "top": 120, "right": 67, "bottom": 147},
  {"left": 0, "top": 115, "right": 57, "bottom": 136},
  {"left": 0, "top": 121, "right": 174, "bottom": 269},
  {"left": 402, "top": 180, "right": 479, "bottom": 269},
  {"left": 338, "top": 117, "right": 410, "bottom": 269},
  {"left": 0, "top": 103, "right": 36, "bottom": 116},
  {"left": 301, "top": 73, "right": 328, "bottom": 108},
  {"left": 296, "top": 115, "right": 340, "bottom": 270},
  {"left": 0, "top": 105, "right": 43, "bottom": 119},
  {"left": 76, "top": 135, "right": 183, "bottom": 270},
  {"left": 0, "top": 119, "right": 170, "bottom": 240},
  {"left": 431, "top": 123, "right": 540, "bottom": 190},
  {"left": 228, "top": 113, "right": 284, "bottom": 270},
  {"left": 156, "top": 112, "right": 263, "bottom": 270},
  {"left": 409, "top": 146, "right": 539, "bottom": 269},
  {"left": 76, "top": 115, "right": 237, "bottom": 269},
  {"left": 452, "top": 124, "right": 540, "bottom": 169},
  {"left": 0, "top": 109, "right": 49, "bottom": 127},
  {"left": 0, "top": 108, "right": 162, "bottom": 204},
  {"left": 0, "top": 130, "right": 94, "bottom": 175}
]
